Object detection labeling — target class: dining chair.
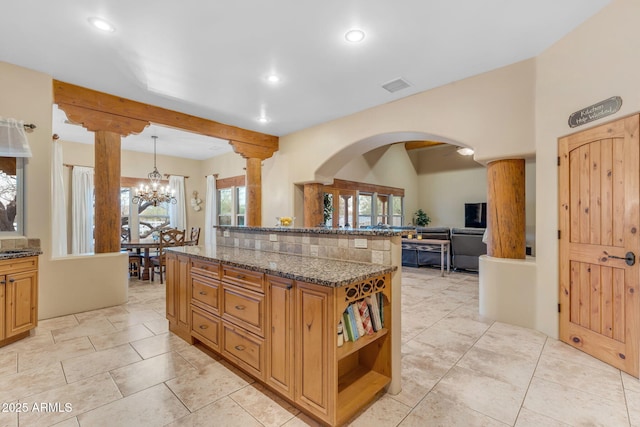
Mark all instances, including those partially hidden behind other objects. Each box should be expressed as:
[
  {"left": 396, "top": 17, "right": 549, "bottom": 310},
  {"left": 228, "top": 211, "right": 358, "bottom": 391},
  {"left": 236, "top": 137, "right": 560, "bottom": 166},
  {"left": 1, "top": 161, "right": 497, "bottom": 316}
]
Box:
[
  {"left": 187, "top": 226, "right": 201, "bottom": 246},
  {"left": 121, "top": 227, "right": 142, "bottom": 278},
  {"left": 150, "top": 228, "right": 186, "bottom": 284}
]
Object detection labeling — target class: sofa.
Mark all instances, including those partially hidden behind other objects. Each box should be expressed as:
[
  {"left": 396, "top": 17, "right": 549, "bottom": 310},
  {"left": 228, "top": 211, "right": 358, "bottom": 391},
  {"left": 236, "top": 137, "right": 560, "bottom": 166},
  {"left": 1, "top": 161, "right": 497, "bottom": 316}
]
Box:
[
  {"left": 450, "top": 227, "right": 487, "bottom": 271},
  {"left": 401, "top": 226, "right": 487, "bottom": 271}
]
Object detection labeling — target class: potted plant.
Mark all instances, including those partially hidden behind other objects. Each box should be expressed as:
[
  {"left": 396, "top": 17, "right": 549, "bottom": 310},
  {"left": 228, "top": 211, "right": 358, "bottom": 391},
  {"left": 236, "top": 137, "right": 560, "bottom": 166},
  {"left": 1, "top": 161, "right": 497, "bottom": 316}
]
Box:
[{"left": 413, "top": 209, "right": 431, "bottom": 226}]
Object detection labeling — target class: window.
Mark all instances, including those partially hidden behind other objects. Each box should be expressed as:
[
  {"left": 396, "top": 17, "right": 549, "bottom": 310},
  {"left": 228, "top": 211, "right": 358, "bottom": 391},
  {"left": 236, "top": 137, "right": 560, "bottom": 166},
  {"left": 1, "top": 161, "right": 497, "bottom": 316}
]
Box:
[
  {"left": 0, "top": 157, "right": 23, "bottom": 234},
  {"left": 391, "top": 196, "right": 404, "bottom": 226},
  {"left": 218, "top": 188, "right": 233, "bottom": 225},
  {"left": 323, "top": 179, "right": 404, "bottom": 228},
  {"left": 236, "top": 186, "right": 246, "bottom": 226},
  {"left": 218, "top": 184, "right": 246, "bottom": 226},
  {"left": 324, "top": 193, "right": 333, "bottom": 227},
  {"left": 358, "top": 193, "right": 373, "bottom": 227},
  {"left": 121, "top": 186, "right": 170, "bottom": 239},
  {"left": 376, "top": 195, "right": 389, "bottom": 225}
]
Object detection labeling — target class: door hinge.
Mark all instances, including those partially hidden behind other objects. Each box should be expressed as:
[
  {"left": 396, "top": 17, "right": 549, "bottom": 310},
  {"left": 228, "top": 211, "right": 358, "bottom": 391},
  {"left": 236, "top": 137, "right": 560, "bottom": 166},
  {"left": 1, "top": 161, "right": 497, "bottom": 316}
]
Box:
[
  {"left": 558, "top": 303, "right": 561, "bottom": 313},
  {"left": 558, "top": 230, "right": 561, "bottom": 239},
  {"left": 557, "top": 156, "right": 561, "bottom": 166}
]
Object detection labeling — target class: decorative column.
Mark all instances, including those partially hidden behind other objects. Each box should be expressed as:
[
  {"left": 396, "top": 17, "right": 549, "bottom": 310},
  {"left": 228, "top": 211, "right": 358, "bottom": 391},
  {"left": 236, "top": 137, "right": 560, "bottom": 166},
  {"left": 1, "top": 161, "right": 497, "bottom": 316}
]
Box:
[
  {"left": 94, "top": 130, "right": 122, "bottom": 253},
  {"left": 486, "top": 159, "right": 526, "bottom": 259},
  {"left": 304, "top": 183, "right": 325, "bottom": 227},
  {"left": 55, "top": 104, "right": 149, "bottom": 253},
  {"left": 230, "top": 140, "right": 279, "bottom": 227},
  {"left": 245, "top": 157, "right": 262, "bottom": 227}
]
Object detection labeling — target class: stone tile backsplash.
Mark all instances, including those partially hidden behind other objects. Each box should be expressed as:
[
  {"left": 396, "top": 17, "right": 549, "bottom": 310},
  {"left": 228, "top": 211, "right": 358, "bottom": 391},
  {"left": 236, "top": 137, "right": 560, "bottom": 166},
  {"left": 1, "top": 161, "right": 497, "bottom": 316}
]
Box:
[
  {"left": 217, "top": 229, "right": 393, "bottom": 266},
  {"left": 0, "top": 237, "right": 40, "bottom": 250}
]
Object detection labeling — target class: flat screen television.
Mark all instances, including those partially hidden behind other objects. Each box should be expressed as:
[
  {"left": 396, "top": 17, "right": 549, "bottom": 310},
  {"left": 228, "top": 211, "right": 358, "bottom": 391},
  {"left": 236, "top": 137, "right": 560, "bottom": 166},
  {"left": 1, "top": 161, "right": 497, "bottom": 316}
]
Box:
[{"left": 464, "top": 202, "right": 487, "bottom": 228}]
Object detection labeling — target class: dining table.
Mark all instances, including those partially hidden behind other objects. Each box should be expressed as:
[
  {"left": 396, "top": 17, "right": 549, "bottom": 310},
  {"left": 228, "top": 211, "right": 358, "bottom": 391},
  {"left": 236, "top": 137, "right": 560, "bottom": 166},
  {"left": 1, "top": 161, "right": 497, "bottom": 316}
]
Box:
[
  {"left": 121, "top": 237, "right": 196, "bottom": 280},
  {"left": 121, "top": 238, "right": 160, "bottom": 280}
]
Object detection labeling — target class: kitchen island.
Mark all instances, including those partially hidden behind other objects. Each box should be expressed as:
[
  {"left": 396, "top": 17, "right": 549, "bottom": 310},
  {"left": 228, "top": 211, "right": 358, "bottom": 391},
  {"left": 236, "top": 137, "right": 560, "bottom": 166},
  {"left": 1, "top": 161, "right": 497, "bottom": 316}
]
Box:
[{"left": 165, "top": 235, "right": 398, "bottom": 426}]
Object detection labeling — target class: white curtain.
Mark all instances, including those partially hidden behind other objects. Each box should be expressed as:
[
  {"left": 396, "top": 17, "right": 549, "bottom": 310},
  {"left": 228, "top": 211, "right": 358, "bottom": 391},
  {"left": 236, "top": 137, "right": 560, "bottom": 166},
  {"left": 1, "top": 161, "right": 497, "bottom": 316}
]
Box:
[
  {"left": 51, "top": 139, "right": 68, "bottom": 256},
  {"left": 71, "top": 166, "right": 94, "bottom": 254},
  {"left": 0, "top": 117, "right": 32, "bottom": 157},
  {"left": 169, "top": 175, "right": 186, "bottom": 230},
  {"left": 204, "top": 175, "right": 217, "bottom": 246}
]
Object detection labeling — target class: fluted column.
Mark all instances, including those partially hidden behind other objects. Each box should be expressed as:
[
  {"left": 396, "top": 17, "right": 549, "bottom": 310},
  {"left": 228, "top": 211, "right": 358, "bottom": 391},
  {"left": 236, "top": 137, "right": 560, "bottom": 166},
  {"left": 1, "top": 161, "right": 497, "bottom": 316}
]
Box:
[{"left": 486, "top": 159, "right": 526, "bottom": 259}]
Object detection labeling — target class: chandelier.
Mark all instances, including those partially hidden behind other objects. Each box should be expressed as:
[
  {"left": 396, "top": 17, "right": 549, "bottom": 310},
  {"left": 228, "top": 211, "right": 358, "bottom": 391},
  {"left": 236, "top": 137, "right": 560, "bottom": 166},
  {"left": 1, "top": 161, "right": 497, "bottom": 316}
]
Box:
[{"left": 132, "top": 136, "right": 177, "bottom": 207}]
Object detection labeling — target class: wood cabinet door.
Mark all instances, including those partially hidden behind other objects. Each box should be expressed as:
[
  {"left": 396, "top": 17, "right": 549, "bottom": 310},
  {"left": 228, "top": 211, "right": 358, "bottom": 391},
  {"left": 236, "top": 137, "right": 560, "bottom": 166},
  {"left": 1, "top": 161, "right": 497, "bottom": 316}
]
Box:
[
  {"left": 295, "top": 281, "right": 335, "bottom": 421},
  {"left": 559, "top": 115, "right": 640, "bottom": 376},
  {"left": 176, "top": 254, "right": 191, "bottom": 331},
  {"left": 0, "top": 281, "right": 5, "bottom": 340},
  {"left": 266, "top": 275, "right": 294, "bottom": 399},
  {"left": 5, "top": 270, "right": 37, "bottom": 337},
  {"left": 165, "top": 253, "right": 178, "bottom": 324}
]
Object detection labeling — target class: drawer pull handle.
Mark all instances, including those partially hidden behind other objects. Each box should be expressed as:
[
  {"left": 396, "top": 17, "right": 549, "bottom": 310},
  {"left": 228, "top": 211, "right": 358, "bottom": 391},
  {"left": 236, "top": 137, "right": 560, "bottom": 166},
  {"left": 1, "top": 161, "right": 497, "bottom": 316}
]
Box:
[
  {"left": 235, "top": 274, "right": 246, "bottom": 279},
  {"left": 199, "top": 291, "right": 207, "bottom": 295},
  {"left": 8, "top": 278, "right": 14, "bottom": 283},
  {"left": 199, "top": 324, "right": 208, "bottom": 330},
  {"left": 234, "top": 345, "right": 245, "bottom": 351},
  {"left": 235, "top": 305, "right": 246, "bottom": 310}
]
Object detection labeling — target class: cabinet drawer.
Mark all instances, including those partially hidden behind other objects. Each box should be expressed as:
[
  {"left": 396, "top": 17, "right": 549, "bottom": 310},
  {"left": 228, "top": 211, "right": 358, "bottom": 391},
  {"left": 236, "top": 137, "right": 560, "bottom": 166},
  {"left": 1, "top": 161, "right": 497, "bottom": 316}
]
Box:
[
  {"left": 222, "top": 265, "right": 264, "bottom": 293},
  {"left": 222, "top": 285, "right": 265, "bottom": 337},
  {"left": 191, "top": 275, "right": 220, "bottom": 315},
  {"left": 191, "top": 259, "right": 220, "bottom": 280},
  {"left": 222, "top": 322, "right": 264, "bottom": 379},
  {"left": 191, "top": 307, "right": 220, "bottom": 351},
  {"left": 0, "top": 257, "right": 37, "bottom": 275}
]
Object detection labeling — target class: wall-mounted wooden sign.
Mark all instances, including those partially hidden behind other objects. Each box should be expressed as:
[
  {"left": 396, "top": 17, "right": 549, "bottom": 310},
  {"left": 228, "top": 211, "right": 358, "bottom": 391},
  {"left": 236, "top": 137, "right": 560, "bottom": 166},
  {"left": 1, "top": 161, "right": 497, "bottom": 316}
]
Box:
[{"left": 568, "top": 96, "right": 622, "bottom": 128}]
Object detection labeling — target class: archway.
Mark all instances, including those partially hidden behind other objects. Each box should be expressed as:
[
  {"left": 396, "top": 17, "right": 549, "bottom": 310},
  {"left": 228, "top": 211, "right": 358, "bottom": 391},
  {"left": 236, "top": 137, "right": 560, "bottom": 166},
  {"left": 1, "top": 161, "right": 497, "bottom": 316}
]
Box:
[{"left": 302, "top": 131, "right": 477, "bottom": 228}]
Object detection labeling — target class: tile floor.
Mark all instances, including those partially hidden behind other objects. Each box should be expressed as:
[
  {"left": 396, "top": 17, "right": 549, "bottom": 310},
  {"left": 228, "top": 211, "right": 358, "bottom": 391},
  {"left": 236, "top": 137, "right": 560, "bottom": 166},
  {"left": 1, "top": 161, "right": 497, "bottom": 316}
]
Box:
[{"left": 0, "top": 267, "right": 638, "bottom": 426}]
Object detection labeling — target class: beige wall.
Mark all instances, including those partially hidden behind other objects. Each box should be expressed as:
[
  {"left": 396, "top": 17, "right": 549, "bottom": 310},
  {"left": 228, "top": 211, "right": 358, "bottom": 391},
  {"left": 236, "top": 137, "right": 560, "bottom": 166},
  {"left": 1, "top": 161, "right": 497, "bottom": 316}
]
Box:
[
  {"left": 534, "top": 0, "right": 640, "bottom": 337},
  {"left": 264, "top": 58, "right": 537, "bottom": 224},
  {"left": 415, "top": 145, "right": 487, "bottom": 227},
  {"left": 0, "top": 61, "right": 128, "bottom": 319},
  {"left": 200, "top": 150, "right": 246, "bottom": 180}
]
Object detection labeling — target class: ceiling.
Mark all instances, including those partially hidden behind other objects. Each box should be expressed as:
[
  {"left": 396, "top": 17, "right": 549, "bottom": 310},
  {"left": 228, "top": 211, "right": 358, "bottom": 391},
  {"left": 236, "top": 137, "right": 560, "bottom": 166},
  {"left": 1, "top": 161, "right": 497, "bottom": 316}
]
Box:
[{"left": 2, "top": 1, "right": 611, "bottom": 159}]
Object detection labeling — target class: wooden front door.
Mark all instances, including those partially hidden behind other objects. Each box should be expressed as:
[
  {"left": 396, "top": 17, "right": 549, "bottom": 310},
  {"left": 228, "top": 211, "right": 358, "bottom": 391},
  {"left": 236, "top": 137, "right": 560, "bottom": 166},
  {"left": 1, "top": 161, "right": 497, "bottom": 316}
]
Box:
[{"left": 559, "top": 114, "right": 640, "bottom": 376}]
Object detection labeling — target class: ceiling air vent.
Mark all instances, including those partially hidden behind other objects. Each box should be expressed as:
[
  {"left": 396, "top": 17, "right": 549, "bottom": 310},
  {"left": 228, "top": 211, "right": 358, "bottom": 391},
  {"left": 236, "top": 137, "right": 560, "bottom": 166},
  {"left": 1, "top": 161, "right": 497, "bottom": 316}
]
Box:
[{"left": 381, "top": 77, "right": 411, "bottom": 93}]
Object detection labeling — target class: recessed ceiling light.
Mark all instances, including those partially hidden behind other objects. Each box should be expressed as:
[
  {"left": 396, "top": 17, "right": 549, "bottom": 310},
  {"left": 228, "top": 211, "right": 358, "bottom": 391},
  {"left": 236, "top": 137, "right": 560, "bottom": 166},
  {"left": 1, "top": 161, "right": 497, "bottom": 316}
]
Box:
[
  {"left": 345, "top": 29, "right": 365, "bottom": 43},
  {"left": 257, "top": 116, "right": 270, "bottom": 124},
  {"left": 457, "top": 147, "right": 474, "bottom": 156},
  {"left": 266, "top": 74, "right": 280, "bottom": 83},
  {"left": 88, "top": 17, "right": 115, "bottom": 33}
]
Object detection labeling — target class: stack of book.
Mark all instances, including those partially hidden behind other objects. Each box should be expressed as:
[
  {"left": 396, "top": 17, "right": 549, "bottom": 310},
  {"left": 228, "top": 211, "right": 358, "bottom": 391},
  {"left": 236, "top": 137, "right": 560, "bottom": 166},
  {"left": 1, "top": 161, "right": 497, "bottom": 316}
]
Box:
[{"left": 341, "top": 293, "right": 384, "bottom": 343}]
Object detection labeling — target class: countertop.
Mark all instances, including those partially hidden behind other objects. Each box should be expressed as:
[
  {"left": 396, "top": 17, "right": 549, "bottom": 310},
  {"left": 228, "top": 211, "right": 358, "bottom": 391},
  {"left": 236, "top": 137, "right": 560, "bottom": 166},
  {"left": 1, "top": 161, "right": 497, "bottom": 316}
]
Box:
[
  {"left": 216, "top": 225, "right": 405, "bottom": 237},
  {"left": 0, "top": 249, "right": 43, "bottom": 260},
  {"left": 166, "top": 245, "right": 396, "bottom": 287}
]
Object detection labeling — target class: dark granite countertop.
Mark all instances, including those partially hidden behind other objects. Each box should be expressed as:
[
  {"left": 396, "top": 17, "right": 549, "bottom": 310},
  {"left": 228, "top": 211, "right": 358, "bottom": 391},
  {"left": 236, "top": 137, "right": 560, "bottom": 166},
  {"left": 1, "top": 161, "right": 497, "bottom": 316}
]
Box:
[
  {"left": 166, "top": 245, "right": 396, "bottom": 287},
  {"left": 215, "top": 225, "right": 404, "bottom": 237},
  {"left": 0, "top": 249, "right": 42, "bottom": 260}
]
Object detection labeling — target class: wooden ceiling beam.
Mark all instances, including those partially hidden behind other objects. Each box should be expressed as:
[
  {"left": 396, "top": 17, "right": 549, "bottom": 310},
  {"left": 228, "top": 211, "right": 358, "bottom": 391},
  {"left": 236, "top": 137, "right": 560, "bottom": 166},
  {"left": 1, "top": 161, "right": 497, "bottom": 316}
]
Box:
[
  {"left": 53, "top": 80, "right": 279, "bottom": 152},
  {"left": 403, "top": 140, "right": 444, "bottom": 151}
]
